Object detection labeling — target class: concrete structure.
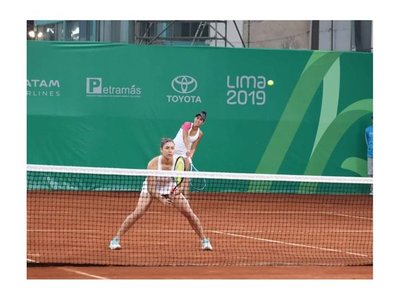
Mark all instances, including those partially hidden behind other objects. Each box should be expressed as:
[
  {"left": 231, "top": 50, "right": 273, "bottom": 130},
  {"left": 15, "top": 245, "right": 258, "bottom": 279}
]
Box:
[{"left": 28, "top": 20, "right": 372, "bottom": 52}]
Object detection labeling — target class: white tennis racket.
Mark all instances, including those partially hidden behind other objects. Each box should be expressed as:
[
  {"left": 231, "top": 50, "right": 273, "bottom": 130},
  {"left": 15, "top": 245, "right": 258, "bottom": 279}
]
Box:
[
  {"left": 162, "top": 156, "right": 186, "bottom": 198},
  {"left": 188, "top": 157, "right": 207, "bottom": 191}
]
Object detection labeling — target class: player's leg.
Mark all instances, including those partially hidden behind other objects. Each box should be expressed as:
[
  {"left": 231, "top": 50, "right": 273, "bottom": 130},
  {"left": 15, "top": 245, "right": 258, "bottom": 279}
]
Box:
[
  {"left": 109, "top": 191, "right": 152, "bottom": 249},
  {"left": 180, "top": 157, "right": 191, "bottom": 197},
  {"left": 173, "top": 194, "right": 212, "bottom": 250},
  {"left": 173, "top": 194, "right": 204, "bottom": 237},
  {"left": 116, "top": 191, "right": 152, "bottom": 236},
  {"left": 180, "top": 178, "right": 190, "bottom": 198}
]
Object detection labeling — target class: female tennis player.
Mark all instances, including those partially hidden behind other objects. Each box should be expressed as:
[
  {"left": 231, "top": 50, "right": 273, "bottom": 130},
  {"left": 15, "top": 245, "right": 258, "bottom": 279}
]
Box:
[
  {"left": 173, "top": 111, "right": 206, "bottom": 195},
  {"left": 173, "top": 111, "right": 206, "bottom": 161},
  {"left": 109, "top": 138, "right": 212, "bottom": 251}
]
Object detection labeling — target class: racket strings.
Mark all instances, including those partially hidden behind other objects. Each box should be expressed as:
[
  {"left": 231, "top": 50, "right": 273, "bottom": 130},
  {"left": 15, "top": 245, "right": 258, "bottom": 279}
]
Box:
[{"left": 190, "top": 163, "right": 207, "bottom": 191}]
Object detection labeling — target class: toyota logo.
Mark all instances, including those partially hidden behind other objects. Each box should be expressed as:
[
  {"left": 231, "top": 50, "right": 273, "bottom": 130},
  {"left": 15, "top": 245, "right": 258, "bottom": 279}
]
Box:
[{"left": 171, "top": 75, "right": 198, "bottom": 94}]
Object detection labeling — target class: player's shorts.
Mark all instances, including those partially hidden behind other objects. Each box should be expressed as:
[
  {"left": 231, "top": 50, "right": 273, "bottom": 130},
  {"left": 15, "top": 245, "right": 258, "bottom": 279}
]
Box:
[{"left": 141, "top": 178, "right": 175, "bottom": 195}]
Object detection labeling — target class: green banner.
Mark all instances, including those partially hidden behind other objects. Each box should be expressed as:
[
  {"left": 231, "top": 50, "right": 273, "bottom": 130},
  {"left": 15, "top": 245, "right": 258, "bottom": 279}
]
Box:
[{"left": 27, "top": 42, "right": 372, "bottom": 176}]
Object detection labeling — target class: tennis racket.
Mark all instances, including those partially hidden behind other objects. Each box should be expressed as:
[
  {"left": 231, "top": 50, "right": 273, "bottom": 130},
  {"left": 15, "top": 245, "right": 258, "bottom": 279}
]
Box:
[
  {"left": 188, "top": 158, "right": 207, "bottom": 191},
  {"left": 162, "top": 156, "right": 186, "bottom": 198}
]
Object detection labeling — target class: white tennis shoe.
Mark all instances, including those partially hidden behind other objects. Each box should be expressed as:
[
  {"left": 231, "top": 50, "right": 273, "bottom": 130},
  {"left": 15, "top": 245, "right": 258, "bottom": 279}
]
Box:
[
  {"left": 109, "top": 237, "right": 121, "bottom": 250},
  {"left": 201, "top": 238, "right": 213, "bottom": 251}
]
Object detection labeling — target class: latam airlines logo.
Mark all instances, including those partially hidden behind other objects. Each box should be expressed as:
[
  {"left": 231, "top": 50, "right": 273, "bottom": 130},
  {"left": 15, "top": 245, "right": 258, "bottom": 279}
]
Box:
[
  {"left": 167, "top": 75, "right": 201, "bottom": 103},
  {"left": 27, "top": 79, "right": 61, "bottom": 97},
  {"left": 86, "top": 77, "right": 142, "bottom": 98}
]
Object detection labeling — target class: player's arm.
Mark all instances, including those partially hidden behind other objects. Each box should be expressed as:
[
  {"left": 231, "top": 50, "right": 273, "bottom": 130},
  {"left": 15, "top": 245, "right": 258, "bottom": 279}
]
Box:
[
  {"left": 189, "top": 130, "right": 203, "bottom": 159},
  {"left": 146, "top": 157, "right": 161, "bottom": 199},
  {"left": 181, "top": 122, "right": 192, "bottom": 157}
]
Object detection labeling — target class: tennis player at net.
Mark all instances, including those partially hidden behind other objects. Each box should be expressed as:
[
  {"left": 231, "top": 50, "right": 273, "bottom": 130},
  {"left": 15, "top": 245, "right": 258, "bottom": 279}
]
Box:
[{"left": 109, "top": 138, "right": 213, "bottom": 251}]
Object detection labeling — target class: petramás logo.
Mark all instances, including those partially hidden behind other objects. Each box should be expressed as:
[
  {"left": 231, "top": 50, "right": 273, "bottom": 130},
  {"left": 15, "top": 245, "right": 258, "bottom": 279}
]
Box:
[
  {"left": 167, "top": 75, "right": 201, "bottom": 104},
  {"left": 86, "top": 77, "right": 142, "bottom": 98}
]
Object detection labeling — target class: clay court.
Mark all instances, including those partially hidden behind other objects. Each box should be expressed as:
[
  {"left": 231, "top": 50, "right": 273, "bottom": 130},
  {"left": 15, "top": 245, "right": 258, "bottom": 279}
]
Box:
[{"left": 27, "top": 190, "right": 372, "bottom": 279}]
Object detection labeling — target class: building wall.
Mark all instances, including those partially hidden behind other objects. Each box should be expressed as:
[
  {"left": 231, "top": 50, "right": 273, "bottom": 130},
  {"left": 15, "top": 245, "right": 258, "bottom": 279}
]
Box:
[
  {"left": 318, "top": 21, "right": 353, "bottom": 51},
  {"left": 208, "top": 21, "right": 245, "bottom": 48},
  {"left": 243, "top": 21, "right": 311, "bottom": 49},
  {"left": 30, "top": 20, "right": 371, "bottom": 52}
]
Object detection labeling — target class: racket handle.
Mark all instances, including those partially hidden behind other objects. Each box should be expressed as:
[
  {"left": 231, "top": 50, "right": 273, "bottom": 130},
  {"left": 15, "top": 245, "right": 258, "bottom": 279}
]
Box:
[
  {"left": 171, "top": 186, "right": 178, "bottom": 194},
  {"left": 162, "top": 187, "right": 177, "bottom": 199}
]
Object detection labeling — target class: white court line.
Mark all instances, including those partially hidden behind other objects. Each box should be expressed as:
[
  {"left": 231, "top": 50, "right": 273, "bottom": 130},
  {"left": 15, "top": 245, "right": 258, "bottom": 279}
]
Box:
[
  {"left": 211, "top": 230, "right": 369, "bottom": 257},
  {"left": 32, "top": 210, "right": 372, "bottom": 220},
  {"left": 227, "top": 211, "right": 372, "bottom": 220},
  {"left": 27, "top": 229, "right": 98, "bottom": 232},
  {"left": 27, "top": 254, "right": 108, "bottom": 279},
  {"left": 325, "top": 212, "right": 372, "bottom": 220},
  {"left": 210, "top": 230, "right": 372, "bottom": 233},
  {"left": 27, "top": 229, "right": 195, "bottom": 233},
  {"left": 58, "top": 267, "right": 109, "bottom": 280},
  {"left": 27, "top": 253, "right": 40, "bottom": 263},
  {"left": 27, "top": 228, "right": 372, "bottom": 234}
]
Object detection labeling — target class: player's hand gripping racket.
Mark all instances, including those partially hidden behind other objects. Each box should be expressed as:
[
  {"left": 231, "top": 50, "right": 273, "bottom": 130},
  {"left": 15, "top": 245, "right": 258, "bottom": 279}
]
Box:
[{"left": 162, "top": 156, "right": 186, "bottom": 198}]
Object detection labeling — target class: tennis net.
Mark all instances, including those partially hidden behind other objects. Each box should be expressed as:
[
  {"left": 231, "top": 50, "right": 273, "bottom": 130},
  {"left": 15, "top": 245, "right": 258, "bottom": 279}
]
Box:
[{"left": 27, "top": 164, "right": 373, "bottom": 266}]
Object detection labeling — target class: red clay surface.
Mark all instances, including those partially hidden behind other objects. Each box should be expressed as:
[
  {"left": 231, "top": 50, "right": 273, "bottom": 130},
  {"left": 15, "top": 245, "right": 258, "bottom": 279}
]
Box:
[
  {"left": 27, "top": 190, "right": 372, "bottom": 278},
  {"left": 27, "top": 265, "right": 372, "bottom": 279}
]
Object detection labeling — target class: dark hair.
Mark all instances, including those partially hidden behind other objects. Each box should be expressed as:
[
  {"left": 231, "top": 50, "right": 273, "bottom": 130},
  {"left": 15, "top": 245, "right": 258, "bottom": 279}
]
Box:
[
  {"left": 160, "top": 137, "right": 174, "bottom": 148},
  {"left": 196, "top": 111, "right": 207, "bottom": 122}
]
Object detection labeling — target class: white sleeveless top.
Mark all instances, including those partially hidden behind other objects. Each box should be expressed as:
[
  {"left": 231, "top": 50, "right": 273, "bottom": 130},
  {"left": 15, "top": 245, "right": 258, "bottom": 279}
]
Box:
[
  {"left": 173, "top": 123, "right": 200, "bottom": 156},
  {"left": 141, "top": 155, "right": 177, "bottom": 194}
]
